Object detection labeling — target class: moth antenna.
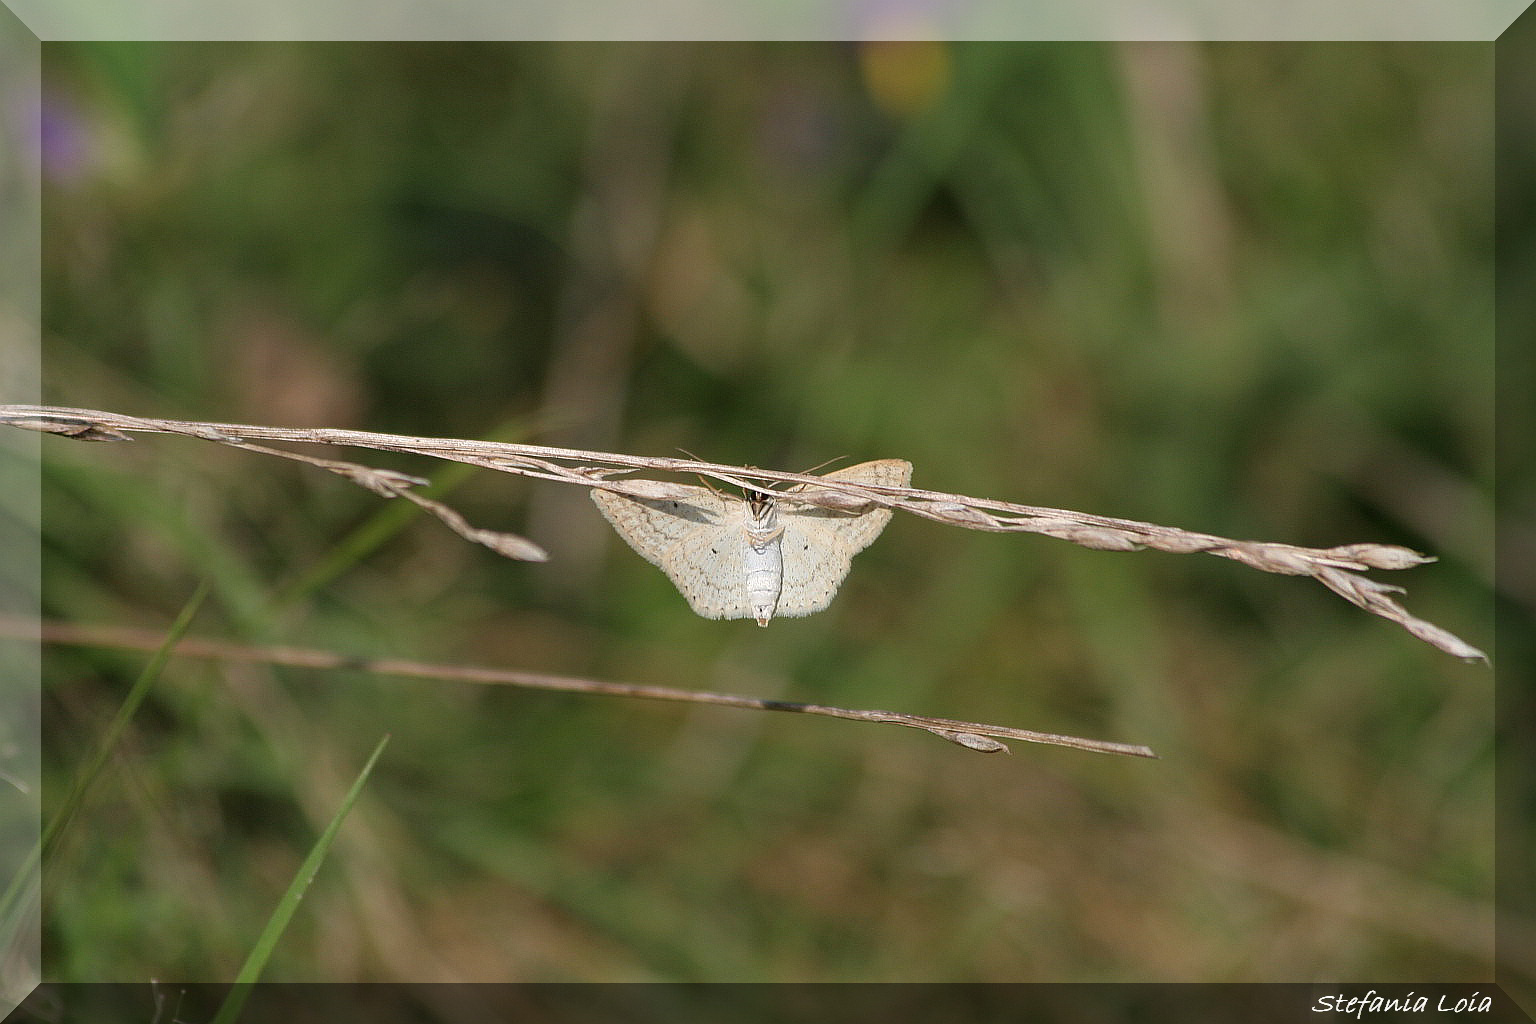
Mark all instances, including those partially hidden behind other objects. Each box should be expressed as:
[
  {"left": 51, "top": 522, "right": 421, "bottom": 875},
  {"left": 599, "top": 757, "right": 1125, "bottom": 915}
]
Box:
[
  {"left": 664, "top": 447, "right": 727, "bottom": 497},
  {"left": 671, "top": 446, "right": 729, "bottom": 496},
  {"left": 799, "top": 455, "right": 847, "bottom": 476}
]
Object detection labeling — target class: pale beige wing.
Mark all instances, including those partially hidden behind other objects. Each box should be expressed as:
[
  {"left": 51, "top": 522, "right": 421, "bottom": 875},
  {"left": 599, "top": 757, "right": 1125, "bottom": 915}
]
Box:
[
  {"left": 784, "top": 458, "right": 912, "bottom": 551},
  {"left": 774, "top": 459, "right": 912, "bottom": 618},
  {"left": 591, "top": 486, "right": 755, "bottom": 620},
  {"left": 774, "top": 518, "right": 853, "bottom": 618}
]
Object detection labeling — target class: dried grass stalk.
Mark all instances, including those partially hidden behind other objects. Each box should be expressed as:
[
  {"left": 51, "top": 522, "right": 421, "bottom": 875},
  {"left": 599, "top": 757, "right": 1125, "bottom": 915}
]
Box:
[
  {"left": 0, "top": 615, "right": 1156, "bottom": 759},
  {"left": 1, "top": 404, "right": 1486, "bottom": 662}
]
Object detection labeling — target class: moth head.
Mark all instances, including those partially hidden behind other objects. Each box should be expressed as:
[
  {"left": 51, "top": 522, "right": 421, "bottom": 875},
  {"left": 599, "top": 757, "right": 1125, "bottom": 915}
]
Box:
[{"left": 744, "top": 488, "right": 775, "bottom": 528}]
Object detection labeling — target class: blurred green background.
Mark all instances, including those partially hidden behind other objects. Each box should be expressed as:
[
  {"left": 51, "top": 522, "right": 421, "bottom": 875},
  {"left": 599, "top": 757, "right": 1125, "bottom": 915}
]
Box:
[{"left": 34, "top": 42, "right": 1497, "bottom": 983}]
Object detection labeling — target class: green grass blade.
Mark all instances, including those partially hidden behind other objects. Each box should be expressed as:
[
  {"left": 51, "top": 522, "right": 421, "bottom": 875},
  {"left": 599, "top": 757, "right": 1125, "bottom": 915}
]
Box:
[
  {"left": 0, "top": 582, "right": 211, "bottom": 989},
  {"left": 267, "top": 481, "right": 447, "bottom": 611},
  {"left": 211, "top": 733, "right": 390, "bottom": 1024},
  {"left": 267, "top": 417, "right": 529, "bottom": 612},
  {"left": 40, "top": 580, "right": 212, "bottom": 860}
]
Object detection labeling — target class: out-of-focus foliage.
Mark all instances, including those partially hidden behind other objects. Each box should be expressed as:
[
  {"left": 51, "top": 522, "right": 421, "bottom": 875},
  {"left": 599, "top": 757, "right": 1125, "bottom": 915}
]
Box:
[{"left": 37, "top": 42, "right": 1497, "bottom": 983}]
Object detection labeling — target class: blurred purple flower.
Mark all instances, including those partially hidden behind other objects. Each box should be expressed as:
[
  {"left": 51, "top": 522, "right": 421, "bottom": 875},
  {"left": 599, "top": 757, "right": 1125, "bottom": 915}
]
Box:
[
  {"left": 37, "top": 92, "right": 94, "bottom": 185},
  {"left": 849, "top": 0, "right": 961, "bottom": 37}
]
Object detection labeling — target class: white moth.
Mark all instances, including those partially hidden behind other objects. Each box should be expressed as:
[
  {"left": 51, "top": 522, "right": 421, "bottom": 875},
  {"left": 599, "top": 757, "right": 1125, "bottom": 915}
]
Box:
[{"left": 591, "top": 459, "right": 912, "bottom": 626}]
